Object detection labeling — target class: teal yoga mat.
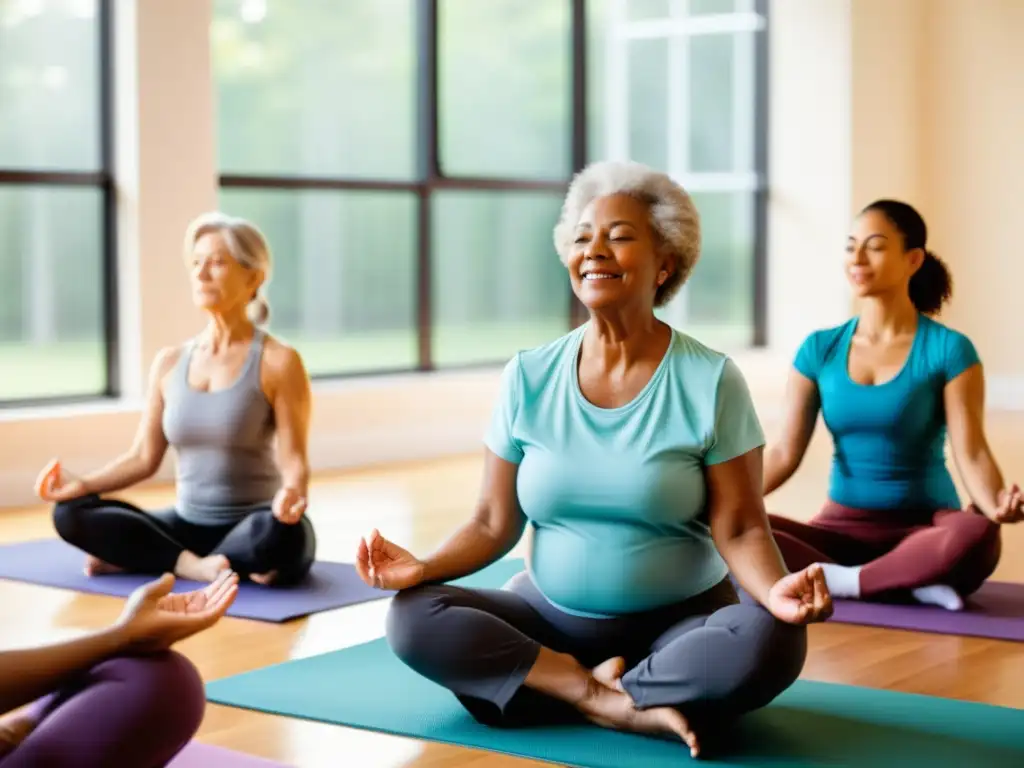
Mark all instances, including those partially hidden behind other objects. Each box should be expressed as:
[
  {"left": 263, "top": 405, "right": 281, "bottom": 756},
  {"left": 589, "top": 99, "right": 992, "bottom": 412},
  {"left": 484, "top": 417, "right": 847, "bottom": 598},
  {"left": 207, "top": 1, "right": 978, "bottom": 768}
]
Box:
[{"left": 207, "top": 560, "right": 1024, "bottom": 766}]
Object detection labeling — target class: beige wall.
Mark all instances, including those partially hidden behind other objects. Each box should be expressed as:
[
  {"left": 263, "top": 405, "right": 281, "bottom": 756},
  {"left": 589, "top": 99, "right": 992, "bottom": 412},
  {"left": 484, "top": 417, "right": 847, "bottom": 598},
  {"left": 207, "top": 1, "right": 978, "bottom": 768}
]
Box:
[
  {"left": 850, "top": 0, "right": 927, "bottom": 209},
  {"left": 766, "top": 0, "right": 854, "bottom": 356},
  {"left": 0, "top": 0, "right": 1020, "bottom": 508},
  {"left": 770, "top": 0, "right": 1023, "bottom": 394},
  {"left": 923, "top": 0, "right": 1024, "bottom": 394}
]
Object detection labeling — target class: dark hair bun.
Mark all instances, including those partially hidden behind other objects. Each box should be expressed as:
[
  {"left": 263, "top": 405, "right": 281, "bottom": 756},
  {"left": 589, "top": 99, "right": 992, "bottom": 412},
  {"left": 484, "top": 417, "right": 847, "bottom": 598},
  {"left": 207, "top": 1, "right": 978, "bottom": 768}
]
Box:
[{"left": 861, "top": 199, "right": 953, "bottom": 315}]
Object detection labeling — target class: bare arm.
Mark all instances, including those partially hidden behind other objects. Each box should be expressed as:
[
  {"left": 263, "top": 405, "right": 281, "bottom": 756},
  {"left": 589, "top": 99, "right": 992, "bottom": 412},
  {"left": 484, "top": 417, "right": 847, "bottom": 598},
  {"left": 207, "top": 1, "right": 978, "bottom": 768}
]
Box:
[
  {"left": 419, "top": 449, "right": 527, "bottom": 583},
  {"left": 709, "top": 446, "right": 790, "bottom": 607},
  {"left": 763, "top": 368, "right": 821, "bottom": 496},
  {"left": 0, "top": 628, "right": 130, "bottom": 715},
  {"left": 944, "top": 364, "right": 1006, "bottom": 519},
  {"left": 69, "top": 348, "right": 178, "bottom": 497},
  {"left": 262, "top": 341, "right": 313, "bottom": 498},
  {"left": 1, "top": 571, "right": 238, "bottom": 716}
]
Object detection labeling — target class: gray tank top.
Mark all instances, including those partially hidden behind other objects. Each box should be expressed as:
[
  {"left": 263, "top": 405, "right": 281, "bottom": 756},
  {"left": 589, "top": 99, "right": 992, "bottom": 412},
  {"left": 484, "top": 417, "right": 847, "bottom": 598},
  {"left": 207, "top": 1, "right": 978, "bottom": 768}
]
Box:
[{"left": 162, "top": 330, "right": 281, "bottom": 525}]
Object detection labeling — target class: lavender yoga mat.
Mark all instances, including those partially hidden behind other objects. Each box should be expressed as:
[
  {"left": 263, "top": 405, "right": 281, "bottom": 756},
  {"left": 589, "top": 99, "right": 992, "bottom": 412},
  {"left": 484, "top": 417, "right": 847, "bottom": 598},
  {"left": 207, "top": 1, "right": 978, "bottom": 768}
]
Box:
[
  {"left": 0, "top": 538, "right": 391, "bottom": 622},
  {"left": 828, "top": 581, "right": 1024, "bottom": 642},
  {"left": 169, "top": 743, "right": 288, "bottom": 767}
]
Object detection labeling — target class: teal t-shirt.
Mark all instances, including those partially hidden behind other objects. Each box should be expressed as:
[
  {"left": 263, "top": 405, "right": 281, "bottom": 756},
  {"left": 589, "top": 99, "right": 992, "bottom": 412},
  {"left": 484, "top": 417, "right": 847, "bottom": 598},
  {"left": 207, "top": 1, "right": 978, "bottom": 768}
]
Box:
[
  {"left": 485, "top": 324, "right": 765, "bottom": 618},
  {"left": 794, "top": 314, "right": 981, "bottom": 512}
]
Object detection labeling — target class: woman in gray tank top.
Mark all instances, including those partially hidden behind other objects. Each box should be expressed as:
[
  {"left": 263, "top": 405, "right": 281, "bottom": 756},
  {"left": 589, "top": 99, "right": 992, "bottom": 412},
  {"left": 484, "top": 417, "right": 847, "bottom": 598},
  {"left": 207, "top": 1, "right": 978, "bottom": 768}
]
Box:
[{"left": 35, "top": 213, "right": 316, "bottom": 587}]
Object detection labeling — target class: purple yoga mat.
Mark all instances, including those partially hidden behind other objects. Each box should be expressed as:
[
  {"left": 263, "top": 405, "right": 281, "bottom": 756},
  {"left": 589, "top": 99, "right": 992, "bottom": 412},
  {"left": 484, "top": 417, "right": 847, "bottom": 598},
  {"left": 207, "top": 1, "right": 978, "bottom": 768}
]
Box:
[
  {"left": 0, "top": 538, "right": 392, "bottom": 622},
  {"left": 828, "top": 581, "right": 1024, "bottom": 641},
  {"left": 169, "top": 743, "right": 288, "bottom": 767}
]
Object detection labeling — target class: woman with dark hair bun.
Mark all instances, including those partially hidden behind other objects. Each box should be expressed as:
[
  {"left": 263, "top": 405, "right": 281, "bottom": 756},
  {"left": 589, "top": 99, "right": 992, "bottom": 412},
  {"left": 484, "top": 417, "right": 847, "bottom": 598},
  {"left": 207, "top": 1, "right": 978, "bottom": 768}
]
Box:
[{"left": 764, "top": 199, "right": 1022, "bottom": 611}]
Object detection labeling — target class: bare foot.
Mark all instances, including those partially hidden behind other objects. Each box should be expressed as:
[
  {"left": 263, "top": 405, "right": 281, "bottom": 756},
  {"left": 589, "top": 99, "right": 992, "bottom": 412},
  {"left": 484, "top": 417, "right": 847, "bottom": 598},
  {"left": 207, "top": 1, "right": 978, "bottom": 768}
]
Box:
[
  {"left": 84, "top": 555, "right": 124, "bottom": 577},
  {"left": 174, "top": 552, "right": 230, "bottom": 583},
  {"left": 0, "top": 711, "right": 39, "bottom": 757},
  {"left": 250, "top": 570, "right": 278, "bottom": 586},
  {"left": 580, "top": 668, "right": 700, "bottom": 758},
  {"left": 591, "top": 656, "right": 627, "bottom": 692}
]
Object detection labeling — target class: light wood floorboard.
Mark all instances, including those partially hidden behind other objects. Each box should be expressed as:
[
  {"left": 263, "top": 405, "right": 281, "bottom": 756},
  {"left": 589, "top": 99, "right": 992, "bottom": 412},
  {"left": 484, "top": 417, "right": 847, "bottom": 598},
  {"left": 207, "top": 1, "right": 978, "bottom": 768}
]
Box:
[{"left": 1, "top": 414, "right": 1022, "bottom": 766}]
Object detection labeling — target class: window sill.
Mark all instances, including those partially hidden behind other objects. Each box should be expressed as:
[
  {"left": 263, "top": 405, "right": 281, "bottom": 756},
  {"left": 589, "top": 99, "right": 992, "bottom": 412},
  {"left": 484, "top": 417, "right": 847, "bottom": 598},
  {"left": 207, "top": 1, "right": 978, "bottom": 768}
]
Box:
[
  {"left": 0, "top": 347, "right": 789, "bottom": 425},
  {"left": 0, "top": 364, "right": 508, "bottom": 424},
  {"left": 308, "top": 364, "right": 504, "bottom": 395},
  {"left": 0, "top": 397, "right": 146, "bottom": 424}
]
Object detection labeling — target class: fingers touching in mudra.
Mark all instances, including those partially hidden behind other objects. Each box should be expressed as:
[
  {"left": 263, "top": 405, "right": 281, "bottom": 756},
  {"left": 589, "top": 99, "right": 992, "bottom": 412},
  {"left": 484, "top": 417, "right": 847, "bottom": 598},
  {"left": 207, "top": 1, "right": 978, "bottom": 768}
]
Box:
[
  {"left": 34, "top": 458, "right": 87, "bottom": 504},
  {"left": 355, "top": 530, "right": 833, "bottom": 630},
  {"left": 994, "top": 483, "right": 1023, "bottom": 525},
  {"left": 272, "top": 486, "right": 307, "bottom": 524},
  {"left": 355, "top": 529, "right": 425, "bottom": 591},
  {"left": 768, "top": 563, "right": 833, "bottom": 625}
]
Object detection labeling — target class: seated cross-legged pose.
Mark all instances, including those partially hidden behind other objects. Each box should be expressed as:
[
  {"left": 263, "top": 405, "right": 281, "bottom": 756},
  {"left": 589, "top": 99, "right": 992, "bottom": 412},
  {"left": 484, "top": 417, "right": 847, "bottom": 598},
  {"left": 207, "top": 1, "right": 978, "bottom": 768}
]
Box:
[
  {"left": 0, "top": 570, "right": 238, "bottom": 767},
  {"left": 765, "top": 199, "right": 1022, "bottom": 611},
  {"left": 355, "top": 161, "right": 832, "bottom": 758},
  {"left": 39, "top": 212, "right": 317, "bottom": 587}
]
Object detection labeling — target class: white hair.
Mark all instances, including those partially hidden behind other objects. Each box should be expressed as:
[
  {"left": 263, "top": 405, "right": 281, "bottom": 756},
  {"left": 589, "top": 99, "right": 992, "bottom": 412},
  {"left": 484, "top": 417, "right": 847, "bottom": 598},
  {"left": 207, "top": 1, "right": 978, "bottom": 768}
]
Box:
[
  {"left": 184, "top": 211, "right": 272, "bottom": 325},
  {"left": 553, "top": 160, "right": 701, "bottom": 306}
]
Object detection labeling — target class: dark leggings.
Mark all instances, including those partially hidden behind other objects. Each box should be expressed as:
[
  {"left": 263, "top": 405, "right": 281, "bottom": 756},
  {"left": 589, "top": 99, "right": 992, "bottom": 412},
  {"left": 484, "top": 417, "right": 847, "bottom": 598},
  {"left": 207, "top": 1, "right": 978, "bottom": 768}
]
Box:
[
  {"left": 53, "top": 494, "right": 316, "bottom": 585},
  {"left": 769, "top": 502, "right": 1001, "bottom": 599},
  {"left": 0, "top": 652, "right": 204, "bottom": 768},
  {"left": 386, "top": 570, "right": 806, "bottom": 739}
]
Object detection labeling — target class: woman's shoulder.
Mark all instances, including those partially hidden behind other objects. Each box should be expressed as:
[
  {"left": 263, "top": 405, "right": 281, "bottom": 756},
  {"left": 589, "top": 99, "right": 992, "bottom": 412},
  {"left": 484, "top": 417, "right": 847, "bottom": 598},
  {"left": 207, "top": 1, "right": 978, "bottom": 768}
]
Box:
[
  {"left": 790, "top": 318, "right": 856, "bottom": 377},
  {"left": 916, "top": 315, "right": 981, "bottom": 373},
  {"left": 667, "top": 328, "right": 728, "bottom": 365},
  {"left": 487, "top": 327, "right": 585, "bottom": 405},
  {"left": 259, "top": 333, "right": 308, "bottom": 377},
  {"left": 665, "top": 329, "right": 744, "bottom": 391},
  {"left": 666, "top": 331, "right": 763, "bottom": 452},
  {"left": 150, "top": 344, "right": 185, "bottom": 388},
  {"left": 515, "top": 325, "right": 586, "bottom": 376},
  {"left": 918, "top": 314, "right": 974, "bottom": 346},
  {"left": 803, "top": 318, "right": 856, "bottom": 350},
  {"left": 152, "top": 344, "right": 184, "bottom": 370}
]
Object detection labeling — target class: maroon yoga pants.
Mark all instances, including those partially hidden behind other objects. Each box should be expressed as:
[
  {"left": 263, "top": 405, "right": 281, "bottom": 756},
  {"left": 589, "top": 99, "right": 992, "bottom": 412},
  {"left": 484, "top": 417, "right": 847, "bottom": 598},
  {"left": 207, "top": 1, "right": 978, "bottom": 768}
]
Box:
[{"left": 768, "top": 502, "right": 1001, "bottom": 598}]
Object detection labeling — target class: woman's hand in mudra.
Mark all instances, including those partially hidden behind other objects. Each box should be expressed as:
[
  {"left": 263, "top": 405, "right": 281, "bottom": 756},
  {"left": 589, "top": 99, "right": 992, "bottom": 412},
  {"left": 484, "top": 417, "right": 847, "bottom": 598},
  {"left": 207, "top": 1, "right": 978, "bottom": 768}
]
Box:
[
  {"left": 272, "top": 486, "right": 307, "bottom": 525},
  {"left": 355, "top": 528, "right": 426, "bottom": 591},
  {"left": 766, "top": 564, "right": 833, "bottom": 625},
  {"left": 993, "top": 484, "right": 1023, "bottom": 525},
  {"left": 34, "top": 458, "right": 88, "bottom": 504}
]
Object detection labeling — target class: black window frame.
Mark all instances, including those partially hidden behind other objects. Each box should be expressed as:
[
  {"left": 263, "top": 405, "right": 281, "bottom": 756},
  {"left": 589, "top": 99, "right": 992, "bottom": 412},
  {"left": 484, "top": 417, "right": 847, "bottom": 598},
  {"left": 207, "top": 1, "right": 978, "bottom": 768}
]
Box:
[
  {"left": 0, "top": 0, "right": 119, "bottom": 408},
  {"left": 218, "top": 0, "right": 770, "bottom": 377}
]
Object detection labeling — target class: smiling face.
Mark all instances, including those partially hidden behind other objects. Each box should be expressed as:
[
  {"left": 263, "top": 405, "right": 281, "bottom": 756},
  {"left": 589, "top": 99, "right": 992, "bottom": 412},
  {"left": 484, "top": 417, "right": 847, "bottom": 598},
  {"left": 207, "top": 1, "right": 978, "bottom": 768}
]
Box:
[
  {"left": 568, "top": 193, "right": 670, "bottom": 313},
  {"left": 845, "top": 209, "right": 923, "bottom": 300},
  {"left": 188, "top": 231, "right": 263, "bottom": 315}
]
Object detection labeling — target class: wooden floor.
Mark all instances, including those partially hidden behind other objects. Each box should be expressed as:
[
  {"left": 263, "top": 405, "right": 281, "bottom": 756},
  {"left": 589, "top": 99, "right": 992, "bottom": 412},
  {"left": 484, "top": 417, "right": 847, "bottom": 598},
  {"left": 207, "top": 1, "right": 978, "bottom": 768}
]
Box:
[{"left": 1, "top": 414, "right": 1023, "bottom": 767}]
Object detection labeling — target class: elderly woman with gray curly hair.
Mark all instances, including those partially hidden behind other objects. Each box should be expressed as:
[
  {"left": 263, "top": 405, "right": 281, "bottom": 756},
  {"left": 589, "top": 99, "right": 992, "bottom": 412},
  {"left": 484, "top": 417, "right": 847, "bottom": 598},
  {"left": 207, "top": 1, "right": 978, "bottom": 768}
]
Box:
[{"left": 356, "top": 161, "right": 832, "bottom": 757}]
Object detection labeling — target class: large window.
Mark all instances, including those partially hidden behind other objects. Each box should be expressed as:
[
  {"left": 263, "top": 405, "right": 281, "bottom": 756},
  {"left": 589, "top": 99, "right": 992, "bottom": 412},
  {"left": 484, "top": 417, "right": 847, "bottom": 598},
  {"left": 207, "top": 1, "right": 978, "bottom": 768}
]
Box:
[
  {"left": 0, "top": 0, "right": 116, "bottom": 404},
  {"left": 212, "top": 0, "right": 767, "bottom": 377},
  {"left": 588, "top": 0, "right": 768, "bottom": 348}
]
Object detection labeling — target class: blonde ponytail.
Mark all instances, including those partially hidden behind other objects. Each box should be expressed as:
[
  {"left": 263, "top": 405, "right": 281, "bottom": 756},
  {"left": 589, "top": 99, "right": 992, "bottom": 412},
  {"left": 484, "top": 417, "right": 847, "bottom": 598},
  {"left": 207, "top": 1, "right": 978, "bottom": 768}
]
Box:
[{"left": 247, "top": 293, "right": 270, "bottom": 325}]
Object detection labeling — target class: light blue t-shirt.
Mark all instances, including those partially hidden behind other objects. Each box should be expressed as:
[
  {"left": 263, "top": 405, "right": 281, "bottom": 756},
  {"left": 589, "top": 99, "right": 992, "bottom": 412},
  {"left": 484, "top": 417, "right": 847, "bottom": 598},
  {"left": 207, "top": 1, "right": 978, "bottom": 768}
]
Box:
[
  {"left": 485, "top": 323, "right": 766, "bottom": 618},
  {"left": 794, "top": 314, "right": 981, "bottom": 512}
]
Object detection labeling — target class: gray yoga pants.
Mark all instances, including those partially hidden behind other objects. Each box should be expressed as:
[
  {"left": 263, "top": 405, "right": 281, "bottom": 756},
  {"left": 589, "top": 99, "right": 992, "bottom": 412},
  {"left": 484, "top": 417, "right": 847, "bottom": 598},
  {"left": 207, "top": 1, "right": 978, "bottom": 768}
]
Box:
[{"left": 386, "top": 569, "right": 807, "bottom": 737}]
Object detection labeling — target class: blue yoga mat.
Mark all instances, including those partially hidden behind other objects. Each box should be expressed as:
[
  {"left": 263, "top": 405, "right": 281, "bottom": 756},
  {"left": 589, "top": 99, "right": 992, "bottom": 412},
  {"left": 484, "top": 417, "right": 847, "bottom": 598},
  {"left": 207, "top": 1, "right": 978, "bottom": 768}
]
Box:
[
  {"left": 206, "top": 558, "right": 1024, "bottom": 766},
  {"left": 0, "top": 538, "right": 391, "bottom": 622},
  {"left": 207, "top": 638, "right": 1024, "bottom": 767}
]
